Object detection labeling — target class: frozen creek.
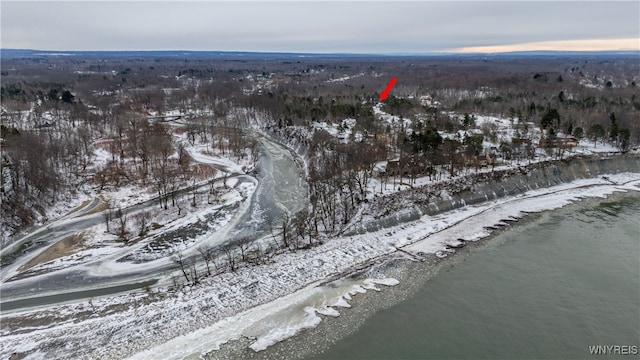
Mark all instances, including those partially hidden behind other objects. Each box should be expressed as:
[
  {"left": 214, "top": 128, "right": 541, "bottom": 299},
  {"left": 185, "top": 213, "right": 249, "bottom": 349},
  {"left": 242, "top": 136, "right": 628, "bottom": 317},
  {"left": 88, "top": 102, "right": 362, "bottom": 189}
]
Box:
[{"left": 0, "top": 131, "right": 307, "bottom": 309}]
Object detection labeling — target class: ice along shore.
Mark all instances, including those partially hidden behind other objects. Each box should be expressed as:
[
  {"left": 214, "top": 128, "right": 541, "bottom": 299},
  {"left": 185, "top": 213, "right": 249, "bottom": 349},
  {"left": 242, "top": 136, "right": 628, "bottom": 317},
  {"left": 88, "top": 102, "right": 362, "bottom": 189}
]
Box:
[{"left": 1, "top": 154, "right": 639, "bottom": 360}]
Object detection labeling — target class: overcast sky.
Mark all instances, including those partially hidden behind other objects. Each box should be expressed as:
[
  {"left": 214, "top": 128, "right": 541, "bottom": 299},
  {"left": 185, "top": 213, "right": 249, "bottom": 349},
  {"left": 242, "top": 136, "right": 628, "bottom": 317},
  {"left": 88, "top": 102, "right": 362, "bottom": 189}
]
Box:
[{"left": 2, "top": 1, "right": 639, "bottom": 53}]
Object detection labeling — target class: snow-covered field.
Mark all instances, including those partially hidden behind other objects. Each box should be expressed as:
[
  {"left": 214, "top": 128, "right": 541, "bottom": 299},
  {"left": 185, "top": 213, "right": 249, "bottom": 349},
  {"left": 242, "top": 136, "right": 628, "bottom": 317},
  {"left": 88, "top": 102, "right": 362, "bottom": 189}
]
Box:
[{"left": 2, "top": 172, "right": 639, "bottom": 360}]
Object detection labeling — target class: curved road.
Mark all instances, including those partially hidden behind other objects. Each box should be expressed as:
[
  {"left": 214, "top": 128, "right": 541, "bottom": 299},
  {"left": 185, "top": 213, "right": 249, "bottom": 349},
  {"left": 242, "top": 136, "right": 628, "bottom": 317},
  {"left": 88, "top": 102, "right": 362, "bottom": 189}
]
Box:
[{"left": 0, "top": 133, "right": 308, "bottom": 311}]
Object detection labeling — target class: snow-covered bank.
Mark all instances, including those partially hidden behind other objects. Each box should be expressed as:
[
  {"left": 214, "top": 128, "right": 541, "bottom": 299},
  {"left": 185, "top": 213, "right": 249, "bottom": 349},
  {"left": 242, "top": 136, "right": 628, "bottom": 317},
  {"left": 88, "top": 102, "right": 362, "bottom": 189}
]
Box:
[
  {"left": 347, "top": 154, "right": 640, "bottom": 235},
  {"left": 404, "top": 172, "right": 640, "bottom": 256},
  {"left": 2, "top": 171, "right": 639, "bottom": 360}
]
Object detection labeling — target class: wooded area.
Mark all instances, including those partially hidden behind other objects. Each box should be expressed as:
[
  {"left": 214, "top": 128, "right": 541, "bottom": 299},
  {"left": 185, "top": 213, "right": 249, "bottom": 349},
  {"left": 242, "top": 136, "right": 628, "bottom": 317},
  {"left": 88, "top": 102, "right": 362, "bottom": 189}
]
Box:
[{"left": 1, "top": 53, "right": 638, "bottom": 274}]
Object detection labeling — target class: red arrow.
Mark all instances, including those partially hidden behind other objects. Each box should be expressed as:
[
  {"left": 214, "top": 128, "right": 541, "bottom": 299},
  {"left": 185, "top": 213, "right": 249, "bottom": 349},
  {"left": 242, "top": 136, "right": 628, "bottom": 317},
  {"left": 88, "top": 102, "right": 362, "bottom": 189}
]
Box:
[{"left": 380, "top": 77, "right": 397, "bottom": 101}]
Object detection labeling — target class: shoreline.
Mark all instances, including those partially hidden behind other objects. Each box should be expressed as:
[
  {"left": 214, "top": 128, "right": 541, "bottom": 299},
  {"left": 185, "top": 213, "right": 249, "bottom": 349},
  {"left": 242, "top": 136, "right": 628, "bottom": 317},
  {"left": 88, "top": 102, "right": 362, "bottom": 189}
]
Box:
[
  {"left": 304, "top": 191, "right": 640, "bottom": 360},
  {"left": 2, "top": 172, "right": 640, "bottom": 360},
  {"left": 130, "top": 173, "right": 640, "bottom": 360},
  {"left": 209, "top": 189, "right": 640, "bottom": 360}
]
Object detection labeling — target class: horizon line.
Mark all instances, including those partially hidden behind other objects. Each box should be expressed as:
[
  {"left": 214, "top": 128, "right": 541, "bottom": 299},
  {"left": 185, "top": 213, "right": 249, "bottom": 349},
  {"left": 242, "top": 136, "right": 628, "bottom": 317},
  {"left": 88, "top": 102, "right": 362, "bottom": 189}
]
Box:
[
  {"left": 3, "top": 48, "right": 640, "bottom": 57},
  {"left": 450, "top": 38, "right": 640, "bottom": 54}
]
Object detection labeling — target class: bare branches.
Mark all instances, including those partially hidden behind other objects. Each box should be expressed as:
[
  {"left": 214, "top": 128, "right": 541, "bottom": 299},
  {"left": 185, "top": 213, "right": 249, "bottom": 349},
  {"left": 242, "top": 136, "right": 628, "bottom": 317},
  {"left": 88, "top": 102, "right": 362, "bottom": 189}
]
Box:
[
  {"left": 173, "top": 252, "right": 191, "bottom": 284},
  {"left": 114, "top": 207, "right": 129, "bottom": 242},
  {"left": 222, "top": 244, "right": 238, "bottom": 272},
  {"left": 133, "top": 211, "right": 151, "bottom": 237},
  {"left": 197, "top": 246, "right": 216, "bottom": 276},
  {"left": 236, "top": 236, "right": 252, "bottom": 262}
]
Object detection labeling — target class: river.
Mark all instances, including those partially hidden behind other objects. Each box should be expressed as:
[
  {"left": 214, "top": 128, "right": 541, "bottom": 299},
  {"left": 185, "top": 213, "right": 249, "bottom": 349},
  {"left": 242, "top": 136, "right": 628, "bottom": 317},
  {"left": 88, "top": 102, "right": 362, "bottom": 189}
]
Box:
[{"left": 0, "top": 132, "right": 308, "bottom": 310}]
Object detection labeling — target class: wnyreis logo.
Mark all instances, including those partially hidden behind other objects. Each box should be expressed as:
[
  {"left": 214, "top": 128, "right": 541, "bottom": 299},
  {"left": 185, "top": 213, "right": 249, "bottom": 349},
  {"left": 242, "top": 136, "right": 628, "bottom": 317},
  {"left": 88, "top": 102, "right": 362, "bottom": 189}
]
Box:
[{"left": 589, "top": 345, "right": 638, "bottom": 356}]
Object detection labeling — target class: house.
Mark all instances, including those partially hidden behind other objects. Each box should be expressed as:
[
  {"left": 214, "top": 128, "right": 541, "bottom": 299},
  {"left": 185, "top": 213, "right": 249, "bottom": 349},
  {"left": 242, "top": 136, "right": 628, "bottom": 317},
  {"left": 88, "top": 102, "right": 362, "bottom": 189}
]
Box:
[
  {"left": 463, "top": 152, "right": 495, "bottom": 168},
  {"left": 385, "top": 158, "right": 401, "bottom": 176},
  {"left": 539, "top": 135, "right": 579, "bottom": 148},
  {"left": 558, "top": 135, "right": 579, "bottom": 148}
]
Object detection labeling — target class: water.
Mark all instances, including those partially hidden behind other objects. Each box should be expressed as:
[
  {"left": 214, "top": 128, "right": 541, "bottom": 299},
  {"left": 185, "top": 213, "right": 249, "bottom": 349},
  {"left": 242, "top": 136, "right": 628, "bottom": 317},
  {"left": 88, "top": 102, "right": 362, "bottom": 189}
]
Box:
[
  {"left": 0, "top": 133, "right": 308, "bottom": 310},
  {"left": 307, "top": 193, "right": 639, "bottom": 359}
]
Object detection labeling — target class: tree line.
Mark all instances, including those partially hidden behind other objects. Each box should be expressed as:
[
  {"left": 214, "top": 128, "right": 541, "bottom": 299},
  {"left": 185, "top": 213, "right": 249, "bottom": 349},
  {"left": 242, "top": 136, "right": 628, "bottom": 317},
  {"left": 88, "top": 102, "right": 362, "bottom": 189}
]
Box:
[{"left": 2, "top": 54, "right": 638, "bottom": 241}]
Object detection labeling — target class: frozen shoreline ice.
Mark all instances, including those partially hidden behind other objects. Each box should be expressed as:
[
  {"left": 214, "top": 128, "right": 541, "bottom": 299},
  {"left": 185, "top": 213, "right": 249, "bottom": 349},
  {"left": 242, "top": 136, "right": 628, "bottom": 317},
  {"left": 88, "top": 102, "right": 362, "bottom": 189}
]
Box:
[{"left": 2, "top": 173, "right": 640, "bottom": 360}]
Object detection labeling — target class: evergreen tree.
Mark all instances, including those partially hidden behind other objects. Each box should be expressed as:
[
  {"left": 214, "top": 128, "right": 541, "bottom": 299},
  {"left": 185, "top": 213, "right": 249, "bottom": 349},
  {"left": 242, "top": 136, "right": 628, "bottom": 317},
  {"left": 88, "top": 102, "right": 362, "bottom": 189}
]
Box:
[
  {"left": 540, "top": 107, "right": 560, "bottom": 130},
  {"left": 61, "top": 90, "right": 75, "bottom": 104},
  {"left": 609, "top": 113, "right": 619, "bottom": 143}
]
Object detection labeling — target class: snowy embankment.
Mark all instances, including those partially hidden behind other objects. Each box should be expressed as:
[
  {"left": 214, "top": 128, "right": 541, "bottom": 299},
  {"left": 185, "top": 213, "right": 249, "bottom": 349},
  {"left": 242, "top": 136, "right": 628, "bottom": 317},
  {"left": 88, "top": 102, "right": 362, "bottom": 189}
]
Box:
[{"left": 2, "top": 172, "right": 639, "bottom": 360}]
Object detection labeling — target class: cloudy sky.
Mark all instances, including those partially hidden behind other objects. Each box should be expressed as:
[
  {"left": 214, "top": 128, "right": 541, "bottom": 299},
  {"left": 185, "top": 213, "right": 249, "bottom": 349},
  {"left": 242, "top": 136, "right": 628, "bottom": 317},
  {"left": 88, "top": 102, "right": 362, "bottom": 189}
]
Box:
[{"left": 2, "top": 1, "right": 639, "bottom": 53}]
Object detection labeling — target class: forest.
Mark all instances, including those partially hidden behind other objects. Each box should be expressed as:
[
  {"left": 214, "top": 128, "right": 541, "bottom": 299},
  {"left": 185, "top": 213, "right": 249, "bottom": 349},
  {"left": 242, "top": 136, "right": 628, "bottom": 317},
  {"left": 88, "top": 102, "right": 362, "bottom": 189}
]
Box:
[{"left": 1, "top": 52, "right": 639, "bottom": 276}]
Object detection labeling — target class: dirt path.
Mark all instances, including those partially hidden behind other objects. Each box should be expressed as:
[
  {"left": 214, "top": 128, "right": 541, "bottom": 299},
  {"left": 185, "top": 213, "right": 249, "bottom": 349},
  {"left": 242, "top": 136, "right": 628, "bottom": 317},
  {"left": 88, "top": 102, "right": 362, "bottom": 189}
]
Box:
[
  {"left": 62, "top": 199, "right": 92, "bottom": 218},
  {"left": 84, "top": 196, "right": 110, "bottom": 216},
  {"left": 17, "top": 233, "right": 87, "bottom": 272}
]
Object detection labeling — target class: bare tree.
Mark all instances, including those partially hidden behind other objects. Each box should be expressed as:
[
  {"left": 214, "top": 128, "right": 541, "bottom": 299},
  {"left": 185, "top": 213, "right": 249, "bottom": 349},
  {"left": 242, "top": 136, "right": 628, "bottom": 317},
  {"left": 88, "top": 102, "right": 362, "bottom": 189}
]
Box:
[
  {"left": 177, "top": 143, "right": 191, "bottom": 174},
  {"left": 103, "top": 200, "right": 114, "bottom": 233},
  {"left": 222, "top": 244, "right": 238, "bottom": 272},
  {"left": 148, "top": 123, "right": 175, "bottom": 209},
  {"left": 197, "top": 246, "right": 215, "bottom": 276},
  {"left": 280, "top": 212, "right": 291, "bottom": 250},
  {"left": 190, "top": 262, "right": 200, "bottom": 285},
  {"left": 248, "top": 242, "right": 265, "bottom": 265},
  {"left": 133, "top": 211, "right": 151, "bottom": 237},
  {"left": 173, "top": 252, "right": 191, "bottom": 283},
  {"left": 235, "top": 236, "right": 253, "bottom": 262},
  {"left": 292, "top": 209, "right": 310, "bottom": 248},
  {"left": 114, "top": 207, "right": 129, "bottom": 242}
]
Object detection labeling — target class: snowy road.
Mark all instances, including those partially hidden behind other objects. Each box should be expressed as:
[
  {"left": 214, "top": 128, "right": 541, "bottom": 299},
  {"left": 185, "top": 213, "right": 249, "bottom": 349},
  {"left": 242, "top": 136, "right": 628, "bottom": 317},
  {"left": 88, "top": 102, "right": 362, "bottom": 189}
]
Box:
[{"left": 0, "top": 132, "right": 308, "bottom": 311}]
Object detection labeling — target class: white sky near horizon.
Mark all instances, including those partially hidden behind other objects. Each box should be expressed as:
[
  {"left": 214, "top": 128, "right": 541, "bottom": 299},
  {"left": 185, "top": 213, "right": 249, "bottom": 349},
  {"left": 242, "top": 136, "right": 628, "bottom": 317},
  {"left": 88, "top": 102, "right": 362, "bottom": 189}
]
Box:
[{"left": 1, "top": 1, "right": 639, "bottom": 54}]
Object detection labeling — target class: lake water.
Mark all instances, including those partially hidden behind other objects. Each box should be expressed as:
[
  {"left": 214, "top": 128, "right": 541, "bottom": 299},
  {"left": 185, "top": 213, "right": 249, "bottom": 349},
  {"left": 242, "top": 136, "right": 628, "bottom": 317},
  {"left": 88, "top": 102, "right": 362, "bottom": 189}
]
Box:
[
  {"left": 210, "top": 191, "right": 639, "bottom": 360},
  {"left": 310, "top": 192, "right": 640, "bottom": 359}
]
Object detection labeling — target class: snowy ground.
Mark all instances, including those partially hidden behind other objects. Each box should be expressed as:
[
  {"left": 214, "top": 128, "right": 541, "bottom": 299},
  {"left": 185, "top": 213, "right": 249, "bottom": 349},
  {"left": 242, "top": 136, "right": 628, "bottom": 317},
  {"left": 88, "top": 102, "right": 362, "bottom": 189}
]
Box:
[
  {"left": 0, "top": 128, "right": 258, "bottom": 299},
  {"left": 312, "top": 102, "right": 633, "bottom": 202},
  {"left": 312, "top": 118, "right": 363, "bottom": 143},
  {"left": 2, "top": 172, "right": 639, "bottom": 360},
  {"left": 3, "top": 102, "right": 638, "bottom": 359}
]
